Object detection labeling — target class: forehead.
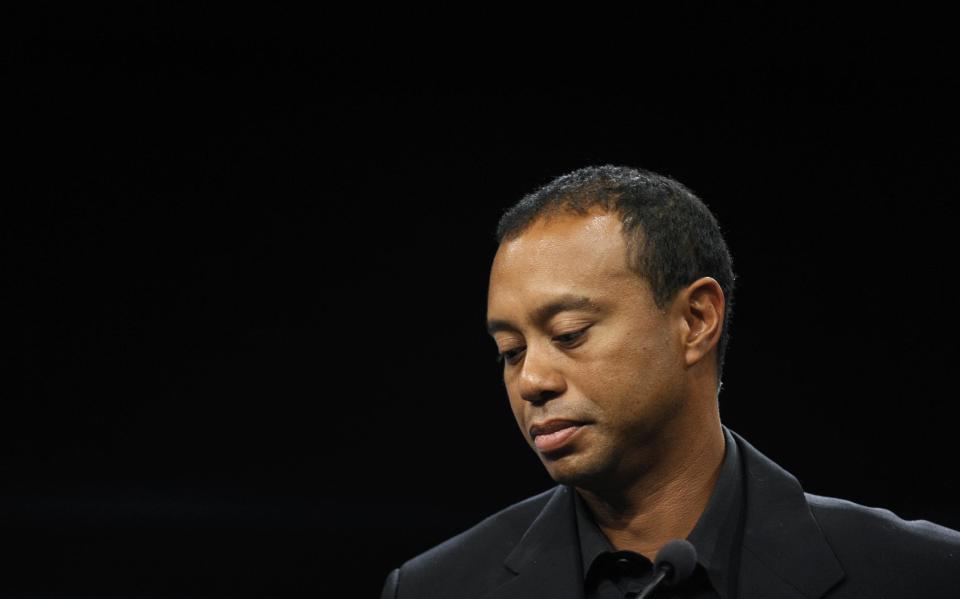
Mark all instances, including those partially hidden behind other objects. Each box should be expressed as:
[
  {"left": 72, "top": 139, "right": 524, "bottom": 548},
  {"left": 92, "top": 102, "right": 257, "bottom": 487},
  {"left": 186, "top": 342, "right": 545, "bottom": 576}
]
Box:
[{"left": 487, "top": 210, "right": 640, "bottom": 315}]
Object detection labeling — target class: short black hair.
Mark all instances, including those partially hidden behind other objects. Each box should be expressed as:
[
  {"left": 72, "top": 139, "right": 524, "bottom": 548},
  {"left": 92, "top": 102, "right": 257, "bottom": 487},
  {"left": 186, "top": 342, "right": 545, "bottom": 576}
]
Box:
[{"left": 495, "top": 165, "right": 736, "bottom": 383}]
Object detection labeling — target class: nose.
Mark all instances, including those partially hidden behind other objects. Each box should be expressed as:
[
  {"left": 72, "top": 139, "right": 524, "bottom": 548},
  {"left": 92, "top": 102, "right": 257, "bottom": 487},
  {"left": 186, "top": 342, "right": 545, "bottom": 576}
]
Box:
[{"left": 516, "top": 343, "right": 566, "bottom": 404}]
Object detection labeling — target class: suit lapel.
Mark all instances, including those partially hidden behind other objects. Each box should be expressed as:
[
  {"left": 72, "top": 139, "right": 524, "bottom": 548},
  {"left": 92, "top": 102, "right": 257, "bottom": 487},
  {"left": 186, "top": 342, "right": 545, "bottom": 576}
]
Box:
[
  {"left": 482, "top": 485, "right": 585, "bottom": 599},
  {"left": 732, "top": 430, "right": 845, "bottom": 599},
  {"left": 479, "top": 430, "right": 846, "bottom": 599}
]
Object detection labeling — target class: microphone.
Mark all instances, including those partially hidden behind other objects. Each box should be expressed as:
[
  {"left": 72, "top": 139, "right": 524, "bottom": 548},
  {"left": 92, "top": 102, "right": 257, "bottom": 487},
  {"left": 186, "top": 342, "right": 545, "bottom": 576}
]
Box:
[{"left": 631, "top": 539, "right": 698, "bottom": 599}]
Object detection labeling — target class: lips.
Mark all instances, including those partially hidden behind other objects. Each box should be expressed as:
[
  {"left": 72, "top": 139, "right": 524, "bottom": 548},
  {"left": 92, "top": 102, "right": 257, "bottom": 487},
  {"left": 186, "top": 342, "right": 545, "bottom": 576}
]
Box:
[
  {"left": 529, "top": 419, "right": 584, "bottom": 438},
  {"left": 529, "top": 419, "right": 587, "bottom": 453}
]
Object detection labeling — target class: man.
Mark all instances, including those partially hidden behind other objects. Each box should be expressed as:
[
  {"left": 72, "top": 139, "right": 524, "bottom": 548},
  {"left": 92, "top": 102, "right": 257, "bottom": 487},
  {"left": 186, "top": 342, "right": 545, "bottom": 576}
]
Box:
[{"left": 381, "top": 166, "right": 960, "bottom": 598}]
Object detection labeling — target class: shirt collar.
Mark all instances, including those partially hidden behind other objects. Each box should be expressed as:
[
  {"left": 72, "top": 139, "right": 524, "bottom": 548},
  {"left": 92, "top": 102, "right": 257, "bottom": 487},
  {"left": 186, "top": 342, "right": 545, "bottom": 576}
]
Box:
[
  {"left": 574, "top": 489, "right": 617, "bottom": 578},
  {"left": 574, "top": 425, "right": 744, "bottom": 598}
]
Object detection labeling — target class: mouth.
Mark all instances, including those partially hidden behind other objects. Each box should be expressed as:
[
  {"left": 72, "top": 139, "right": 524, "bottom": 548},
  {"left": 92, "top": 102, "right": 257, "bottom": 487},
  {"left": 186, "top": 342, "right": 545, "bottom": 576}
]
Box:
[{"left": 529, "top": 420, "right": 587, "bottom": 453}]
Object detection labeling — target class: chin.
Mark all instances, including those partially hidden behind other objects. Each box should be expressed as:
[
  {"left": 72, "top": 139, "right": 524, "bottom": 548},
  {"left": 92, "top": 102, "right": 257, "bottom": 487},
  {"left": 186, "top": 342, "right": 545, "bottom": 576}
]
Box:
[{"left": 540, "top": 451, "right": 604, "bottom": 487}]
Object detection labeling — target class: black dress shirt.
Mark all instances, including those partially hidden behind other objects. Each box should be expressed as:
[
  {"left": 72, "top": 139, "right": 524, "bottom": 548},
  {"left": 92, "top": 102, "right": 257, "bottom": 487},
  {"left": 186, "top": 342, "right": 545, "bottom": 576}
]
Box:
[{"left": 574, "top": 426, "right": 745, "bottom": 599}]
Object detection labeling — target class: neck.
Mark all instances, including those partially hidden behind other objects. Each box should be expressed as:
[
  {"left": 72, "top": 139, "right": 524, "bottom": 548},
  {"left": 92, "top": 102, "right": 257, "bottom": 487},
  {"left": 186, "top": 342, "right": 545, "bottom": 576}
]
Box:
[{"left": 575, "top": 406, "right": 725, "bottom": 561}]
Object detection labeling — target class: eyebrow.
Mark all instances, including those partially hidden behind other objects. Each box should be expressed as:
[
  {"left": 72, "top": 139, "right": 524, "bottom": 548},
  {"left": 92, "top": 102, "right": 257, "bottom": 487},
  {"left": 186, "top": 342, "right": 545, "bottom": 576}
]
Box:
[{"left": 486, "top": 294, "right": 605, "bottom": 335}]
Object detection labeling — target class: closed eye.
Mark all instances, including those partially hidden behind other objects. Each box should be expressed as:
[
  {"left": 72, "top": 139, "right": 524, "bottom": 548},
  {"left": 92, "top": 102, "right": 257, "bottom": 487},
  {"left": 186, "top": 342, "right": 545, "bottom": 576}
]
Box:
[
  {"left": 495, "top": 328, "right": 590, "bottom": 364},
  {"left": 553, "top": 329, "right": 587, "bottom": 344},
  {"left": 496, "top": 347, "right": 523, "bottom": 364}
]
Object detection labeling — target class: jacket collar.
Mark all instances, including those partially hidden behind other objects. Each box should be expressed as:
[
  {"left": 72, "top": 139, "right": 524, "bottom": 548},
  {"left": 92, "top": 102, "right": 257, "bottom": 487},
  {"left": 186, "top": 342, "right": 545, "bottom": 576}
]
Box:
[
  {"left": 482, "top": 484, "right": 585, "bottom": 599},
  {"left": 731, "top": 429, "right": 845, "bottom": 598},
  {"left": 485, "top": 427, "right": 845, "bottom": 599}
]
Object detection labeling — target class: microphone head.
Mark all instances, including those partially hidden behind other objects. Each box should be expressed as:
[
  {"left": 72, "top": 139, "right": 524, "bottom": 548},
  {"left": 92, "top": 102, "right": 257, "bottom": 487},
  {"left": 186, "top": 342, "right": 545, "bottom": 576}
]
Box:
[{"left": 654, "top": 539, "right": 698, "bottom": 586}]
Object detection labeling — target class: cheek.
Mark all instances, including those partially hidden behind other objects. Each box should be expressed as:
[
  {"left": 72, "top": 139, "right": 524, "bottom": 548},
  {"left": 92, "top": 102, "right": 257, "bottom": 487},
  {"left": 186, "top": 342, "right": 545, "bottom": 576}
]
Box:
[
  {"left": 585, "top": 335, "right": 677, "bottom": 409},
  {"left": 506, "top": 389, "right": 526, "bottom": 426}
]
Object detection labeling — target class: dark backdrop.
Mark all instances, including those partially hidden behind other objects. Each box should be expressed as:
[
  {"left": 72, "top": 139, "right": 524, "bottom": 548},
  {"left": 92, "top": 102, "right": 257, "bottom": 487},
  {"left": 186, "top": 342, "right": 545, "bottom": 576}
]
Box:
[{"left": 5, "top": 8, "right": 959, "bottom": 598}]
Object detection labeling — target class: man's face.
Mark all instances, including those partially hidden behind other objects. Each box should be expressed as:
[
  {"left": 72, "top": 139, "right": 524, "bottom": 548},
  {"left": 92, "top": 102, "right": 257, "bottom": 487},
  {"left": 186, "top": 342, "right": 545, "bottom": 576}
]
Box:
[{"left": 486, "top": 209, "right": 689, "bottom": 491}]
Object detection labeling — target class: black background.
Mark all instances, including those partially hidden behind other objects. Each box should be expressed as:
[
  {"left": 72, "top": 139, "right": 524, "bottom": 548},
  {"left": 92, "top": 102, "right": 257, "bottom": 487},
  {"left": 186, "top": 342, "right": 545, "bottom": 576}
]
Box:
[{"left": 4, "top": 7, "right": 959, "bottom": 597}]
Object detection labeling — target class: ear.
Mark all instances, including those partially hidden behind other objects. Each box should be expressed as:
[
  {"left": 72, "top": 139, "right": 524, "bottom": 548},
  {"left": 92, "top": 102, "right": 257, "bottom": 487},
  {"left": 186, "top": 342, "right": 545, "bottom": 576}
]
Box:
[{"left": 678, "top": 277, "right": 725, "bottom": 370}]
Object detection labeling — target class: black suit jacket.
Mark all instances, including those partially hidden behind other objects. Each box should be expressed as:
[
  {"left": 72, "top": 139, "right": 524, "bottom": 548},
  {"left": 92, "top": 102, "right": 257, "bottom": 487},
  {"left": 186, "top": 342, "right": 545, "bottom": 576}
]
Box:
[{"left": 381, "top": 429, "right": 960, "bottom": 598}]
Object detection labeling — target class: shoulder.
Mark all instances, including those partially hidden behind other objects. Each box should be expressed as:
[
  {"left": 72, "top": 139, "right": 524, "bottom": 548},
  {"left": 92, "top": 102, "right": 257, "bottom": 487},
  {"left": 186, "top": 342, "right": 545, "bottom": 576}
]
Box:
[
  {"left": 405, "top": 487, "right": 554, "bottom": 572},
  {"left": 806, "top": 492, "right": 960, "bottom": 553},
  {"left": 384, "top": 487, "right": 556, "bottom": 598},
  {"left": 805, "top": 492, "right": 960, "bottom": 595}
]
